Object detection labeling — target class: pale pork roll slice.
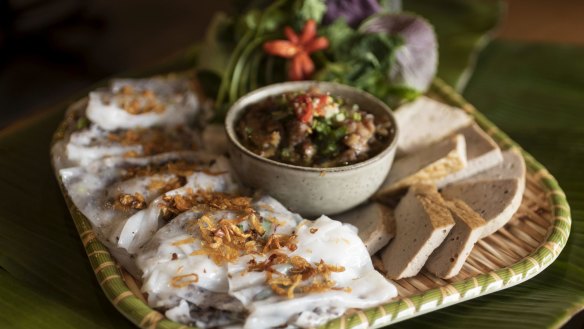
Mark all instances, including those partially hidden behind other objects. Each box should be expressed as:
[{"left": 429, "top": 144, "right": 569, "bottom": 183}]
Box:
[
  {"left": 425, "top": 199, "right": 486, "bottom": 279},
  {"left": 441, "top": 177, "right": 525, "bottom": 239},
  {"left": 395, "top": 96, "right": 472, "bottom": 155},
  {"left": 381, "top": 184, "right": 455, "bottom": 280},
  {"left": 335, "top": 202, "right": 395, "bottom": 255},
  {"left": 376, "top": 134, "right": 467, "bottom": 199},
  {"left": 459, "top": 149, "right": 526, "bottom": 183},
  {"left": 87, "top": 77, "right": 199, "bottom": 131},
  {"left": 440, "top": 150, "right": 526, "bottom": 238},
  {"left": 437, "top": 124, "right": 503, "bottom": 187}
]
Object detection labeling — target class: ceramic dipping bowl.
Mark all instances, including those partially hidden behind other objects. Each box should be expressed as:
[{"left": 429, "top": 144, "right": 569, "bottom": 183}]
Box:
[{"left": 225, "top": 81, "right": 399, "bottom": 217}]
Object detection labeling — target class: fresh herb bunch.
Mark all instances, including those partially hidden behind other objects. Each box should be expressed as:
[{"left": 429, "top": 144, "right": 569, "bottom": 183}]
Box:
[{"left": 195, "top": 0, "right": 437, "bottom": 118}]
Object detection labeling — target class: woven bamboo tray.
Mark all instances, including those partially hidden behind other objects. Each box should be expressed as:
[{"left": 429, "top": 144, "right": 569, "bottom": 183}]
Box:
[{"left": 52, "top": 78, "right": 571, "bottom": 329}]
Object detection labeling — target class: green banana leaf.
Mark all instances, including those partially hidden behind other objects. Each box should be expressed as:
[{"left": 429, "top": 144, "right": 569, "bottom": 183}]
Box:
[{"left": 0, "top": 110, "right": 135, "bottom": 329}]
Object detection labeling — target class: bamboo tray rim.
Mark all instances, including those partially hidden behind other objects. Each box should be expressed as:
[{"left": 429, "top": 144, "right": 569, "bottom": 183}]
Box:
[{"left": 51, "top": 77, "right": 572, "bottom": 329}]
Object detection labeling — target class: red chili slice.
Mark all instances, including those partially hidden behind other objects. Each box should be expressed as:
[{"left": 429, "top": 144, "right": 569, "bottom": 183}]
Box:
[
  {"left": 293, "top": 95, "right": 313, "bottom": 123},
  {"left": 313, "top": 94, "right": 328, "bottom": 116}
]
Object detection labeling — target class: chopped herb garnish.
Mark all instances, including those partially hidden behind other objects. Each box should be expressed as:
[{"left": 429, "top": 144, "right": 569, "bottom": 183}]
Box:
[{"left": 76, "top": 117, "right": 90, "bottom": 130}]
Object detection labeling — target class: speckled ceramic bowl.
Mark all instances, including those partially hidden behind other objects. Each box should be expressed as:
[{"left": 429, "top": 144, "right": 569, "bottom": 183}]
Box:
[{"left": 225, "top": 81, "right": 399, "bottom": 217}]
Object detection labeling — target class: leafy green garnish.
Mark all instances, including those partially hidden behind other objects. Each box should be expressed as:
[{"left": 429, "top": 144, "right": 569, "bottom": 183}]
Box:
[
  {"left": 293, "top": 0, "right": 326, "bottom": 24},
  {"left": 312, "top": 117, "right": 347, "bottom": 157},
  {"left": 312, "top": 118, "right": 332, "bottom": 134},
  {"left": 280, "top": 148, "right": 292, "bottom": 158},
  {"left": 197, "top": 1, "right": 437, "bottom": 119},
  {"left": 75, "top": 117, "right": 90, "bottom": 130},
  {"left": 315, "top": 29, "right": 408, "bottom": 105},
  {"left": 320, "top": 19, "right": 357, "bottom": 54}
]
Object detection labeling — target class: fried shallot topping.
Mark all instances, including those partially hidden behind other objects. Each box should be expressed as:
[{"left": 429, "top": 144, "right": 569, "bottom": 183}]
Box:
[
  {"left": 159, "top": 192, "right": 198, "bottom": 220},
  {"left": 249, "top": 254, "right": 348, "bottom": 299},
  {"left": 159, "top": 190, "right": 253, "bottom": 222},
  {"left": 189, "top": 214, "right": 261, "bottom": 264},
  {"left": 120, "top": 160, "right": 226, "bottom": 196},
  {"left": 116, "top": 85, "right": 166, "bottom": 115},
  {"left": 263, "top": 234, "right": 298, "bottom": 253},
  {"left": 161, "top": 191, "right": 299, "bottom": 267},
  {"left": 147, "top": 176, "right": 186, "bottom": 194},
  {"left": 107, "top": 126, "right": 196, "bottom": 157},
  {"left": 122, "top": 160, "right": 204, "bottom": 180},
  {"left": 158, "top": 191, "right": 348, "bottom": 298},
  {"left": 115, "top": 192, "right": 147, "bottom": 211},
  {"left": 170, "top": 273, "right": 199, "bottom": 288}
]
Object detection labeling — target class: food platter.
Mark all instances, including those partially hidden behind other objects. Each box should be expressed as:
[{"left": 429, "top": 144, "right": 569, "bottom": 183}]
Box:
[{"left": 51, "top": 77, "right": 571, "bottom": 329}]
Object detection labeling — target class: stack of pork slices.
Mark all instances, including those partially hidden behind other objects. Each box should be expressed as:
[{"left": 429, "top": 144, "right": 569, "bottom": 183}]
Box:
[{"left": 336, "top": 96, "right": 526, "bottom": 280}]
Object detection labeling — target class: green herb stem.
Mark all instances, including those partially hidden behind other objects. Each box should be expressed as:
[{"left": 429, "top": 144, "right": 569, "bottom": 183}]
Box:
[
  {"left": 229, "top": 36, "right": 274, "bottom": 104},
  {"left": 249, "top": 50, "right": 263, "bottom": 90},
  {"left": 215, "top": 0, "right": 287, "bottom": 112},
  {"left": 215, "top": 29, "right": 254, "bottom": 110}
]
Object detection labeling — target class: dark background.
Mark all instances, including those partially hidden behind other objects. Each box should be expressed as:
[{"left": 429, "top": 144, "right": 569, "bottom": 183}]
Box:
[
  {"left": 2, "top": 0, "right": 584, "bottom": 129},
  {"left": 0, "top": 0, "right": 584, "bottom": 128},
  {"left": 0, "top": 0, "right": 232, "bottom": 127}
]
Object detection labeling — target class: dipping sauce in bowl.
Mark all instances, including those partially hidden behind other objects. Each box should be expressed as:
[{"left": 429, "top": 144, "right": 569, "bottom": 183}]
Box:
[
  {"left": 236, "top": 87, "right": 393, "bottom": 168},
  {"left": 225, "top": 81, "right": 398, "bottom": 217}
]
